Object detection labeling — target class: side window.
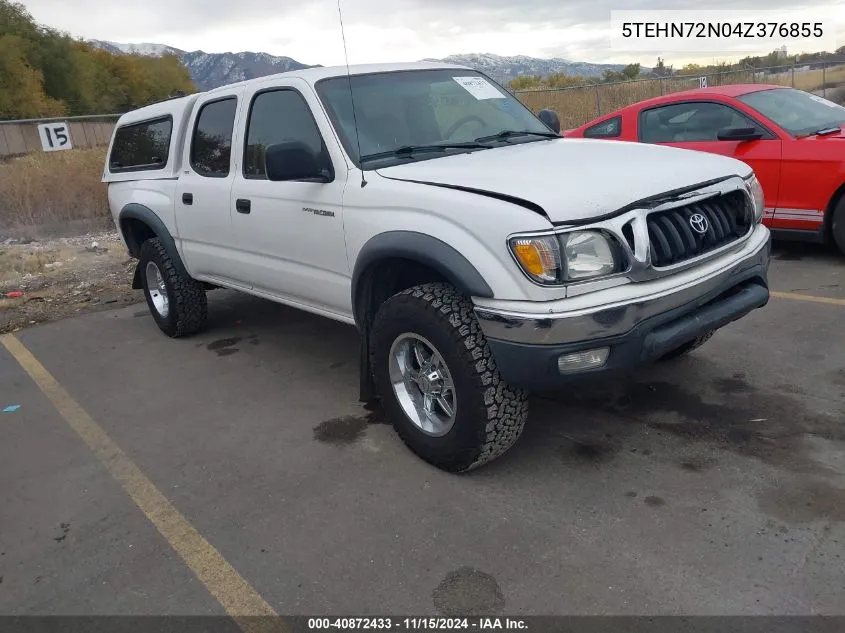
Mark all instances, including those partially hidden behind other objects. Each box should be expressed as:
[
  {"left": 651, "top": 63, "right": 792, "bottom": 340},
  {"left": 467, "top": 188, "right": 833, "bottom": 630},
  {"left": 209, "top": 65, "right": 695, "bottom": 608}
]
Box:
[
  {"left": 244, "top": 89, "right": 326, "bottom": 179},
  {"left": 191, "top": 97, "right": 238, "bottom": 177},
  {"left": 584, "top": 116, "right": 621, "bottom": 138},
  {"left": 640, "top": 102, "right": 763, "bottom": 143},
  {"left": 109, "top": 117, "right": 172, "bottom": 172}
]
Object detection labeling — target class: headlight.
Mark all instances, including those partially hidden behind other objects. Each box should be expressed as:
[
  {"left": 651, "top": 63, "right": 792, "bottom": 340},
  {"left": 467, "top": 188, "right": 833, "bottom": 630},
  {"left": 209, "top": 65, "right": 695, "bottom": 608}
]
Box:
[
  {"left": 509, "top": 230, "right": 622, "bottom": 285},
  {"left": 745, "top": 174, "right": 765, "bottom": 223},
  {"left": 561, "top": 230, "right": 620, "bottom": 280}
]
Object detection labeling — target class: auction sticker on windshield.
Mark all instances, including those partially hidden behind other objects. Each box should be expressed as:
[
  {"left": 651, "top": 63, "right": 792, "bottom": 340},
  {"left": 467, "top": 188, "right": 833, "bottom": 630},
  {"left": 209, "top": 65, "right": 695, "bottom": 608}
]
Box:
[{"left": 453, "top": 76, "right": 506, "bottom": 100}]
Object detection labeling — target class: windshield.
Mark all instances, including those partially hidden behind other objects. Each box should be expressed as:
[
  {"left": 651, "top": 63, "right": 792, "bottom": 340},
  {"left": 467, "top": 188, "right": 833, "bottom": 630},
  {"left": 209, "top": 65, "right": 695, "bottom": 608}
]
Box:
[
  {"left": 737, "top": 87, "right": 845, "bottom": 136},
  {"left": 314, "top": 69, "right": 556, "bottom": 168}
]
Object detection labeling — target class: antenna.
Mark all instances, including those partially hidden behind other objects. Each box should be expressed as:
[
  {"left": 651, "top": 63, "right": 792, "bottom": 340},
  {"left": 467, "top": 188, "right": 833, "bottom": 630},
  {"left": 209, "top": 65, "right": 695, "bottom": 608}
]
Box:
[{"left": 337, "top": 0, "right": 367, "bottom": 187}]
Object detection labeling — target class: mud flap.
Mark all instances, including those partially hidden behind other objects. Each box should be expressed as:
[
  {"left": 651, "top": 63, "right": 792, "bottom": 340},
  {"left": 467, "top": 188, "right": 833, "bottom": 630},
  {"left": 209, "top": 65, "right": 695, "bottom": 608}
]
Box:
[
  {"left": 359, "top": 328, "right": 377, "bottom": 403},
  {"left": 357, "top": 274, "right": 378, "bottom": 404},
  {"left": 131, "top": 260, "right": 143, "bottom": 289}
]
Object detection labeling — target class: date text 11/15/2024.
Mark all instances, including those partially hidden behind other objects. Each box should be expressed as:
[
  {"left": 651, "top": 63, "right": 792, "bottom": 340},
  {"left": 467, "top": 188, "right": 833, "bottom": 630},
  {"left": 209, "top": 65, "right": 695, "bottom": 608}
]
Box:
[{"left": 307, "top": 618, "right": 528, "bottom": 630}]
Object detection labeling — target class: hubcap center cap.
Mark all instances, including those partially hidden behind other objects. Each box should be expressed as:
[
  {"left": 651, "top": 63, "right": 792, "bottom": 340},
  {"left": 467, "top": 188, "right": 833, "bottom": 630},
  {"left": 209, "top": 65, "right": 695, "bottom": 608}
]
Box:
[{"left": 416, "top": 366, "right": 443, "bottom": 395}]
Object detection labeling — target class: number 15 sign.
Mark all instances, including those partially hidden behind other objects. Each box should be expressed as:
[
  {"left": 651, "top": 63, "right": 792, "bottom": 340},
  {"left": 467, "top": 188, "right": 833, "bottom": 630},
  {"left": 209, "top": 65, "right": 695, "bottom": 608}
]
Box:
[{"left": 37, "top": 122, "right": 73, "bottom": 152}]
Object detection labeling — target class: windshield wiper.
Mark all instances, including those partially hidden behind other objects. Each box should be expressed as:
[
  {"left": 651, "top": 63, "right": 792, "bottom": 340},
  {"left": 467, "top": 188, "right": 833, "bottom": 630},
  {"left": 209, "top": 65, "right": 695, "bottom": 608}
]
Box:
[
  {"left": 474, "top": 130, "right": 560, "bottom": 144},
  {"left": 360, "top": 142, "right": 488, "bottom": 163},
  {"left": 814, "top": 126, "right": 841, "bottom": 136}
]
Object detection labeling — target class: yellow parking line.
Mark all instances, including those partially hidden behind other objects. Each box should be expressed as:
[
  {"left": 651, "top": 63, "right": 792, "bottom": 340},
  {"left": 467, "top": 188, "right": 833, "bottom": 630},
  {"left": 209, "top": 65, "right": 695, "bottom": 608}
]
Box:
[
  {"left": 0, "top": 334, "right": 284, "bottom": 633},
  {"left": 771, "top": 291, "right": 845, "bottom": 307}
]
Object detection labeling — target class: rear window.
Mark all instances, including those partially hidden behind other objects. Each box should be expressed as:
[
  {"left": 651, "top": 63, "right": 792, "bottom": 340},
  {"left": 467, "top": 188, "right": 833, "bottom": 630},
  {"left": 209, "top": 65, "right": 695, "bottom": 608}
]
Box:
[{"left": 109, "top": 117, "right": 172, "bottom": 172}]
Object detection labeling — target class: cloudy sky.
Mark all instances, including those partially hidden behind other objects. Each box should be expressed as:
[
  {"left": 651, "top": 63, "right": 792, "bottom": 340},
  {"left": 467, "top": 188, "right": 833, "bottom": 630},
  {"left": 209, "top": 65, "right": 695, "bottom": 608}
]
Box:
[{"left": 19, "top": 0, "right": 845, "bottom": 66}]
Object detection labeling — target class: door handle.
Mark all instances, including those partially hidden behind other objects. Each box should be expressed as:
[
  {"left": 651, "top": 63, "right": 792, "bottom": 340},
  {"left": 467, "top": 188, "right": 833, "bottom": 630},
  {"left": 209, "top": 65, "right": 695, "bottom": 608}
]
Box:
[
  {"left": 235, "top": 199, "right": 251, "bottom": 214},
  {"left": 182, "top": 192, "right": 193, "bottom": 205}
]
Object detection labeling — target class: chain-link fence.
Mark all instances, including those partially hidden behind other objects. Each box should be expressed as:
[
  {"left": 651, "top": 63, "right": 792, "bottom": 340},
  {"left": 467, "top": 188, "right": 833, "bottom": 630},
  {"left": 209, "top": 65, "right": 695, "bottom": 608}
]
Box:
[{"left": 515, "top": 60, "right": 845, "bottom": 131}]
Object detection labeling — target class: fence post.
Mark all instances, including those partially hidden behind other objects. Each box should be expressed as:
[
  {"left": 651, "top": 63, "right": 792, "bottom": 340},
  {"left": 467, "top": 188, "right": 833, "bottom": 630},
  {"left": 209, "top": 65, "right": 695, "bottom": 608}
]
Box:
[
  {"left": 822, "top": 63, "right": 826, "bottom": 98},
  {"left": 791, "top": 60, "right": 795, "bottom": 87},
  {"left": 659, "top": 78, "right": 664, "bottom": 95},
  {"left": 594, "top": 84, "right": 601, "bottom": 117}
]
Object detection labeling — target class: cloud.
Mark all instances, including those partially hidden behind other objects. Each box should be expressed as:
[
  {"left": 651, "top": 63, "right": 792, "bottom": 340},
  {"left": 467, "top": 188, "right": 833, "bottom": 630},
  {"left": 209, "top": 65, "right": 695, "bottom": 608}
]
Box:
[{"left": 19, "top": 0, "right": 845, "bottom": 66}]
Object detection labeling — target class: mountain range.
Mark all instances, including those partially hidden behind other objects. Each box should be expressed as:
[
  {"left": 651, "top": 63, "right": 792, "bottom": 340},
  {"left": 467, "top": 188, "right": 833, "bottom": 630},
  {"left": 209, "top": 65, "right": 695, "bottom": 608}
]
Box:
[{"left": 90, "top": 41, "right": 628, "bottom": 91}]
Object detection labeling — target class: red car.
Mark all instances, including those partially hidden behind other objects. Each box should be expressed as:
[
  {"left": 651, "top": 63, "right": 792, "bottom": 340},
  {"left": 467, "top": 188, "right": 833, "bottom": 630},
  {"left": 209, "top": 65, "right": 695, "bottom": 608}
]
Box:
[{"left": 563, "top": 84, "right": 845, "bottom": 254}]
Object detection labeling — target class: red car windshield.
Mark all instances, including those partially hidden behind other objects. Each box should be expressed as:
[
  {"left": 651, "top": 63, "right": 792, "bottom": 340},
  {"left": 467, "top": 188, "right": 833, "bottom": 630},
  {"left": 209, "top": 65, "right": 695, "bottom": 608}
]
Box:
[{"left": 738, "top": 87, "right": 845, "bottom": 137}]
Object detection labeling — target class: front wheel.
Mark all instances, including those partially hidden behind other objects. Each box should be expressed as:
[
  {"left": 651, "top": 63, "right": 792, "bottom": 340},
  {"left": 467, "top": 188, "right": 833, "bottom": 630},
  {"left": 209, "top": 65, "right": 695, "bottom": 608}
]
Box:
[{"left": 371, "top": 283, "right": 529, "bottom": 473}]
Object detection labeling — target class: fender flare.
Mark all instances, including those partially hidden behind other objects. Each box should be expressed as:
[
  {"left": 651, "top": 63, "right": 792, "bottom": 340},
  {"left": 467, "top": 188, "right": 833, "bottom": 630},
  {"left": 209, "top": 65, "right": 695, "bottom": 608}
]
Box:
[
  {"left": 351, "top": 230, "right": 494, "bottom": 328},
  {"left": 119, "top": 203, "right": 190, "bottom": 285}
]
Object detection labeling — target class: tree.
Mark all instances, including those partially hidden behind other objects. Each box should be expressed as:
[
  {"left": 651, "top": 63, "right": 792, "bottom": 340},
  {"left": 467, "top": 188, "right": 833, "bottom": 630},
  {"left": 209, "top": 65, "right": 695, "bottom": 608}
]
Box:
[
  {"left": 653, "top": 57, "right": 673, "bottom": 77},
  {"left": 509, "top": 75, "right": 542, "bottom": 90},
  {"left": 0, "top": 35, "right": 65, "bottom": 118},
  {"left": 545, "top": 72, "right": 585, "bottom": 88},
  {"left": 600, "top": 63, "right": 641, "bottom": 83},
  {"left": 0, "top": 0, "right": 196, "bottom": 119}
]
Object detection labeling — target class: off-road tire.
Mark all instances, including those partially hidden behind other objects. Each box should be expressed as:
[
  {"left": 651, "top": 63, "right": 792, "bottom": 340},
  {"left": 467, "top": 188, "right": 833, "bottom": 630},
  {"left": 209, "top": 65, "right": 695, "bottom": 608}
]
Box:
[
  {"left": 658, "top": 330, "right": 715, "bottom": 361},
  {"left": 139, "top": 237, "right": 207, "bottom": 338},
  {"left": 831, "top": 196, "right": 845, "bottom": 257},
  {"left": 371, "top": 282, "right": 529, "bottom": 473}
]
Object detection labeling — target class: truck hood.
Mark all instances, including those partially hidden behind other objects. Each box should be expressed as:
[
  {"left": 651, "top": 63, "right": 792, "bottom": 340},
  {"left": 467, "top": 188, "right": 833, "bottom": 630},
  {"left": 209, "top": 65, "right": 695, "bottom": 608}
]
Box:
[{"left": 375, "top": 138, "right": 752, "bottom": 224}]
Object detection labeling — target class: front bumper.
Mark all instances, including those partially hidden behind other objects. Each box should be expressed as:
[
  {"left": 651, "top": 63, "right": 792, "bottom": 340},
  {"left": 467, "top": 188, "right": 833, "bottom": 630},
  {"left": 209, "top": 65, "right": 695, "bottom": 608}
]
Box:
[{"left": 475, "top": 225, "right": 771, "bottom": 391}]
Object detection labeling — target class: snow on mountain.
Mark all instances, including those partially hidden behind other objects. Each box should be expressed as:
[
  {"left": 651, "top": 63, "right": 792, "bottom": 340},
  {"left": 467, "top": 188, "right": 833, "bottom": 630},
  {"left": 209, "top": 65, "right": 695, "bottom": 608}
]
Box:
[
  {"left": 89, "top": 40, "right": 185, "bottom": 57},
  {"left": 88, "top": 40, "right": 317, "bottom": 90},
  {"left": 88, "top": 41, "right": 629, "bottom": 90},
  {"left": 426, "top": 53, "right": 627, "bottom": 83}
]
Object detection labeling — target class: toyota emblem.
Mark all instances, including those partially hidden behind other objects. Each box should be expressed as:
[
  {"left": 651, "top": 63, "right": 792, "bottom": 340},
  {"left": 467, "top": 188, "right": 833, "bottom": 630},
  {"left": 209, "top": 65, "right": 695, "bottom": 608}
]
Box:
[{"left": 689, "top": 213, "right": 709, "bottom": 235}]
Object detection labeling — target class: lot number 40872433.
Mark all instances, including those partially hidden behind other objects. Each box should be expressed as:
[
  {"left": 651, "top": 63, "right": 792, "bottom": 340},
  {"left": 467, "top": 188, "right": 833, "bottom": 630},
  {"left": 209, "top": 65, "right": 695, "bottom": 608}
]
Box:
[{"left": 37, "top": 122, "right": 73, "bottom": 152}]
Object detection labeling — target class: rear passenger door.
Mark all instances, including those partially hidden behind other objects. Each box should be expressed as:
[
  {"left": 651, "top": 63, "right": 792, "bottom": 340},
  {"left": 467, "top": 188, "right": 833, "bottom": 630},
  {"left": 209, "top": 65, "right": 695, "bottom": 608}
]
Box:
[
  {"left": 229, "top": 80, "right": 350, "bottom": 318},
  {"left": 175, "top": 89, "right": 252, "bottom": 287}
]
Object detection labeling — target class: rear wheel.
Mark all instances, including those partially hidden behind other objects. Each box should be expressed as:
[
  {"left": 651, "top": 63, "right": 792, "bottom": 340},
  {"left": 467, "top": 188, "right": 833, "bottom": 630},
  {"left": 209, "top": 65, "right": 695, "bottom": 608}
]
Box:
[
  {"left": 831, "top": 196, "right": 845, "bottom": 256},
  {"left": 139, "top": 237, "right": 207, "bottom": 338},
  {"left": 371, "top": 283, "right": 529, "bottom": 473}
]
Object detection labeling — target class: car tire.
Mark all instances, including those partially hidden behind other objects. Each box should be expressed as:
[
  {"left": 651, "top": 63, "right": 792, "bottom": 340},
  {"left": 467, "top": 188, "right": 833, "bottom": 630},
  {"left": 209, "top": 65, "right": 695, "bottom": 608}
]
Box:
[
  {"left": 658, "top": 330, "right": 715, "bottom": 361},
  {"left": 139, "top": 237, "right": 207, "bottom": 338},
  {"left": 371, "top": 282, "right": 529, "bottom": 473},
  {"left": 831, "top": 196, "right": 845, "bottom": 256}
]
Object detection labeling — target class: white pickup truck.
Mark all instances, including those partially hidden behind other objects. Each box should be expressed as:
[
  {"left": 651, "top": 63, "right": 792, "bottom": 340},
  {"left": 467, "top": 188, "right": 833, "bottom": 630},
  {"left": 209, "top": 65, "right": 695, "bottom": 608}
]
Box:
[{"left": 103, "top": 61, "right": 771, "bottom": 472}]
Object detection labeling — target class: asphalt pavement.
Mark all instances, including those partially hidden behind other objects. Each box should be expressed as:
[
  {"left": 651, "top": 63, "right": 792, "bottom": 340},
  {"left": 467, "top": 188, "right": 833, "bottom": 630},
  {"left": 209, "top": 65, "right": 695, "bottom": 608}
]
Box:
[{"left": 1, "top": 240, "right": 843, "bottom": 619}]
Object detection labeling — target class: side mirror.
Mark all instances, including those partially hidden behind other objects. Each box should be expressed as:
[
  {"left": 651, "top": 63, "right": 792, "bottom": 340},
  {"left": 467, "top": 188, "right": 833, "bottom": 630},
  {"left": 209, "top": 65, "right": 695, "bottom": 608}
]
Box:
[
  {"left": 265, "top": 141, "right": 333, "bottom": 182},
  {"left": 537, "top": 109, "right": 561, "bottom": 135},
  {"left": 716, "top": 127, "right": 763, "bottom": 141}
]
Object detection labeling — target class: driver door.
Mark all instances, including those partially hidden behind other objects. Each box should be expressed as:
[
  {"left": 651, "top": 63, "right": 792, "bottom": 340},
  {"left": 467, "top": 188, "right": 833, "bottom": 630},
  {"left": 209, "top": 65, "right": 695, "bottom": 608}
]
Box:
[{"left": 228, "top": 79, "right": 351, "bottom": 317}]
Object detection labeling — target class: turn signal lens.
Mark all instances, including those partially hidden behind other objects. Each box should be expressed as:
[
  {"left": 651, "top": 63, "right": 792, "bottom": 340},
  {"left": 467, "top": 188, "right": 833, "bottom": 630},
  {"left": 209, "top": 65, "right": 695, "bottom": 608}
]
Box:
[{"left": 509, "top": 236, "right": 562, "bottom": 284}]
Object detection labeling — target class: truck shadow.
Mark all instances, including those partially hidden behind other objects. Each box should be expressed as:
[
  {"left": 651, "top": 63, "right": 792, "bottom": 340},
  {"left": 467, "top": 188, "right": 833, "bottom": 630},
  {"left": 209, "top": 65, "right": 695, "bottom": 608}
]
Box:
[
  {"left": 770, "top": 238, "right": 841, "bottom": 263},
  {"left": 198, "top": 288, "right": 842, "bottom": 480}
]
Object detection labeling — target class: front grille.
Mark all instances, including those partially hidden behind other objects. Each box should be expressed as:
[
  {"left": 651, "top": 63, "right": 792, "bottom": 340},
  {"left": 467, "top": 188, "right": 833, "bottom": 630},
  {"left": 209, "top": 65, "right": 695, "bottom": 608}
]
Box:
[{"left": 645, "top": 190, "right": 751, "bottom": 267}]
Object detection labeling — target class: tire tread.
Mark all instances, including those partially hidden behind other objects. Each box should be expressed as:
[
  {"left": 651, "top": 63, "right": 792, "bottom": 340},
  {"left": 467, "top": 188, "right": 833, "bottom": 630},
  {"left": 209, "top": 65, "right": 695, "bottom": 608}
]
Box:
[
  {"left": 372, "top": 282, "right": 528, "bottom": 472},
  {"left": 140, "top": 237, "right": 207, "bottom": 337}
]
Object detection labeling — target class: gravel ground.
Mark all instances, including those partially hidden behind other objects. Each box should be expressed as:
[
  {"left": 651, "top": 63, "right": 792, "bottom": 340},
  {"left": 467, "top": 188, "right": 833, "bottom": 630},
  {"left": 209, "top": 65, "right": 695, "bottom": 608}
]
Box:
[{"left": 0, "top": 230, "right": 141, "bottom": 334}]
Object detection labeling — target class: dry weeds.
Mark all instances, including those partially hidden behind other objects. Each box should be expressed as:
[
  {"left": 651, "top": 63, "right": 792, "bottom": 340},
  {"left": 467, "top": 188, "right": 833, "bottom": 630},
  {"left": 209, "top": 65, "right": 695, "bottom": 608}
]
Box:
[{"left": 0, "top": 148, "right": 111, "bottom": 239}]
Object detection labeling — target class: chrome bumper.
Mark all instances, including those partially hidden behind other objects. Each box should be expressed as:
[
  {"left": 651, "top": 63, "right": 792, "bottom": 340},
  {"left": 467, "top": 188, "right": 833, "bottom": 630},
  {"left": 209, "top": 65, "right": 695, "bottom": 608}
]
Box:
[{"left": 475, "top": 224, "right": 771, "bottom": 345}]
